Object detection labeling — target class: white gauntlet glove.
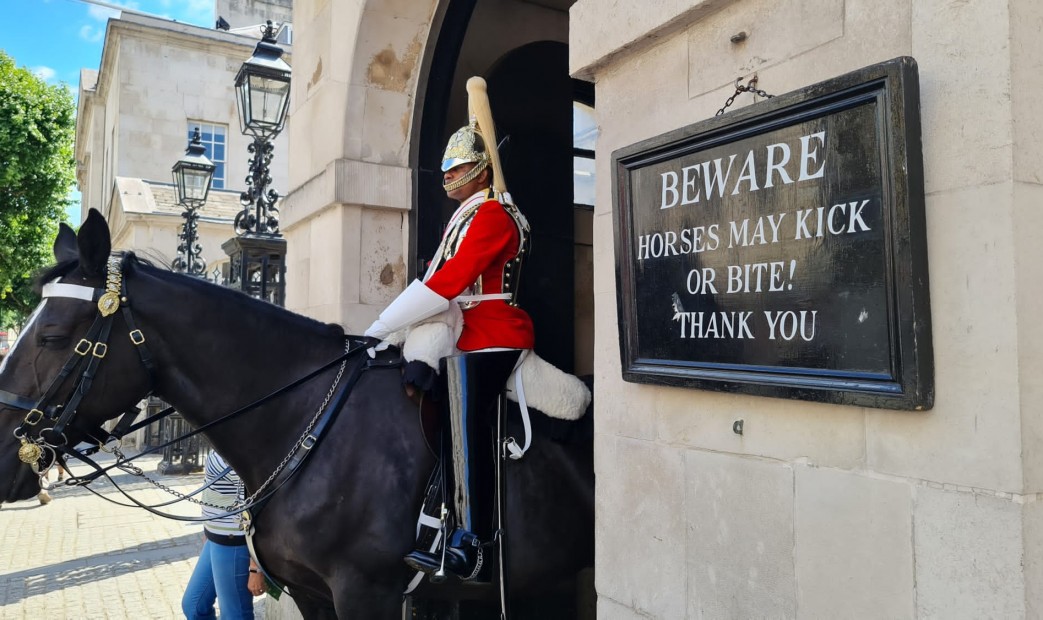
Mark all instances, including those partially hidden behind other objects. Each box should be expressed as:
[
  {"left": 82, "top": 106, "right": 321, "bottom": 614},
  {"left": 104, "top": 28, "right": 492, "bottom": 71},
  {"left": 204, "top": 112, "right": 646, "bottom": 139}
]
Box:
[
  {"left": 364, "top": 320, "right": 392, "bottom": 340},
  {"left": 365, "top": 279, "right": 448, "bottom": 342}
]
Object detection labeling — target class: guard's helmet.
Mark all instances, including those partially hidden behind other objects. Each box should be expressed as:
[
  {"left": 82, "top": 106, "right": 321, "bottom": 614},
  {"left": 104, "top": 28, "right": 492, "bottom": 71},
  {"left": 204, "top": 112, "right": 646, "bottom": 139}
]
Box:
[
  {"left": 441, "top": 77, "right": 507, "bottom": 197},
  {"left": 441, "top": 119, "right": 490, "bottom": 192}
]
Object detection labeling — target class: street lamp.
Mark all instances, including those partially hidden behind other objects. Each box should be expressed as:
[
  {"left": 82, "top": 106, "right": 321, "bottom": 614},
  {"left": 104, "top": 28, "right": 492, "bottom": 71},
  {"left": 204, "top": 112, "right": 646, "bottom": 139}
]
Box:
[
  {"left": 161, "top": 127, "right": 216, "bottom": 474},
  {"left": 171, "top": 127, "right": 215, "bottom": 276},
  {"left": 233, "top": 20, "right": 291, "bottom": 236},
  {"left": 223, "top": 20, "right": 291, "bottom": 306}
]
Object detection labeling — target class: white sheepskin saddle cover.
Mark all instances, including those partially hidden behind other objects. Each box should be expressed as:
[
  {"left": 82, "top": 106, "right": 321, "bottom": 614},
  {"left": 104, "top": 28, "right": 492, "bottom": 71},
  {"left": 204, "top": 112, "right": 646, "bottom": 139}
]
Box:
[{"left": 385, "top": 305, "right": 591, "bottom": 421}]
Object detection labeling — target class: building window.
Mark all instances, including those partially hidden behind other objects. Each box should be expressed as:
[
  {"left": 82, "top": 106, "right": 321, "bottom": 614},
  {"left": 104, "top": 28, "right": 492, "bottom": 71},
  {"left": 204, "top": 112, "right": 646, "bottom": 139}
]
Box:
[
  {"left": 187, "top": 122, "right": 227, "bottom": 189},
  {"left": 573, "top": 102, "right": 597, "bottom": 209}
]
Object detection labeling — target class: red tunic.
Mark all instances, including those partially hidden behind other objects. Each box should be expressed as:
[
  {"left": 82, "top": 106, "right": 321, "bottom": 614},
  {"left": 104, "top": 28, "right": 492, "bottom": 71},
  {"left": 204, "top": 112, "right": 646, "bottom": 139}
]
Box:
[{"left": 424, "top": 196, "right": 534, "bottom": 351}]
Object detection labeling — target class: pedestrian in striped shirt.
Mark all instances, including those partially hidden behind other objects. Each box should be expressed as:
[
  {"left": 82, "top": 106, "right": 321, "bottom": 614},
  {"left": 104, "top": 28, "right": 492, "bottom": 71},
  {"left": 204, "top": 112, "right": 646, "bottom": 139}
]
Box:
[{"left": 182, "top": 451, "right": 265, "bottom": 619}]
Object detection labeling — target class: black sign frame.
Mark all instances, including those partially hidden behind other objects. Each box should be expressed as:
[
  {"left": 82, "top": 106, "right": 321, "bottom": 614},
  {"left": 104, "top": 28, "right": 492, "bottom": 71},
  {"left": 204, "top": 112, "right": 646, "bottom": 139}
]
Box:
[{"left": 612, "top": 57, "right": 933, "bottom": 410}]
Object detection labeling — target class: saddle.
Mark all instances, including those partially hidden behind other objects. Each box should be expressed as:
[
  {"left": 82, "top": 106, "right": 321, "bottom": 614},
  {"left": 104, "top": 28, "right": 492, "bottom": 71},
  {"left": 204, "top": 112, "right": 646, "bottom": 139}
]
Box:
[{"left": 387, "top": 304, "right": 591, "bottom": 421}]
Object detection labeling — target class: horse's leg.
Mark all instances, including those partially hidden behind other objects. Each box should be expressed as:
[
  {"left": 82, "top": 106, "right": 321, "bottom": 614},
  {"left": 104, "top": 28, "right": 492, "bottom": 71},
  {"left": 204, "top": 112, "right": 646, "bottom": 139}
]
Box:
[
  {"left": 291, "top": 592, "right": 338, "bottom": 620},
  {"left": 332, "top": 588, "right": 403, "bottom": 619},
  {"left": 406, "top": 597, "right": 460, "bottom": 620},
  {"left": 331, "top": 572, "right": 404, "bottom": 620}
]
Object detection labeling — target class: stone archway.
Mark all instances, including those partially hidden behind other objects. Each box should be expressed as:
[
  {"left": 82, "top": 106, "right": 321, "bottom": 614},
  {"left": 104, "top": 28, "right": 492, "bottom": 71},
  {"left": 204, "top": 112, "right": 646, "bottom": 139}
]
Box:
[
  {"left": 280, "top": 0, "right": 440, "bottom": 329},
  {"left": 282, "top": 0, "right": 581, "bottom": 357}
]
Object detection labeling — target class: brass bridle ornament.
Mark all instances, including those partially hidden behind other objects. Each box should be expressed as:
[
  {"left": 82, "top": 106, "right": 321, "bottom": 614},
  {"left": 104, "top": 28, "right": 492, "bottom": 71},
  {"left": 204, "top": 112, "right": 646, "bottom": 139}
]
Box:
[
  {"left": 1, "top": 250, "right": 372, "bottom": 522},
  {"left": 2, "top": 254, "right": 155, "bottom": 477}
]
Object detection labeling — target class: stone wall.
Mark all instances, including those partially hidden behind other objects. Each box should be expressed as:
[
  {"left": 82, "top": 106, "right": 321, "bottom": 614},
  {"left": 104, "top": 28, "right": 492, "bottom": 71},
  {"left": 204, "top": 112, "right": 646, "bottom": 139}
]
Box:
[
  {"left": 75, "top": 13, "right": 291, "bottom": 268},
  {"left": 280, "top": 0, "right": 435, "bottom": 328},
  {"left": 571, "top": 0, "right": 1043, "bottom": 617}
]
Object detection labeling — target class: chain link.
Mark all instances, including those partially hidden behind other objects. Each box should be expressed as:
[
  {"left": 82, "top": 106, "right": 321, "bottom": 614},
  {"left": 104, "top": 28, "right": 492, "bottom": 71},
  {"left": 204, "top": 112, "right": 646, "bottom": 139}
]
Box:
[
  {"left": 233, "top": 341, "right": 350, "bottom": 509},
  {"left": 716, "top": 76, "right": 775, "bottom": 116},
  {"left": 140, "top": 468, "right": 233, "bottom": 510},
  {"left": 112, "top": 444, "right": 234, "bottom": 511},
  {"left": 128, "top": 341, "right": 351, "bottom": 513}
]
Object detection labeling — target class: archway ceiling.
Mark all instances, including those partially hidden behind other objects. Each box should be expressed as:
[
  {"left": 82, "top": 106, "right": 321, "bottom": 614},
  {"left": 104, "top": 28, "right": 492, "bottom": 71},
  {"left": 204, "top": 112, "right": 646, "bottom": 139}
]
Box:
[{"left": 520, "top": 0, "right": 575, "bottom": 12}]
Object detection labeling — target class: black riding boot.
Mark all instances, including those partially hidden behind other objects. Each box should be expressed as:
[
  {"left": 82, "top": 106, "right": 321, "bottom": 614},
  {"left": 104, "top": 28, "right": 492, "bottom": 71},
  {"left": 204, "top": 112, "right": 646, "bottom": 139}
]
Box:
[{"left": 405, "top": 349, "right": 521, "bottom": 582}]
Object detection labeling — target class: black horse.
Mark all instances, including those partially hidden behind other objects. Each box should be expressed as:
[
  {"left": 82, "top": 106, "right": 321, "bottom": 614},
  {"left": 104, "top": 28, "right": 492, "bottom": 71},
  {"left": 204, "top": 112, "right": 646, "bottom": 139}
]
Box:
[{"left": 0, "top": 210, "right": 594, "bottom": 618}]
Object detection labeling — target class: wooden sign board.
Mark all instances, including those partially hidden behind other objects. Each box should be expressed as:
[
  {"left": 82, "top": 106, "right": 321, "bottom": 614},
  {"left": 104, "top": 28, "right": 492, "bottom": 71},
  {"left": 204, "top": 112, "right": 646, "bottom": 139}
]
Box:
[{"left": 612, "top": 57, "right": 933, "bottom": 410}]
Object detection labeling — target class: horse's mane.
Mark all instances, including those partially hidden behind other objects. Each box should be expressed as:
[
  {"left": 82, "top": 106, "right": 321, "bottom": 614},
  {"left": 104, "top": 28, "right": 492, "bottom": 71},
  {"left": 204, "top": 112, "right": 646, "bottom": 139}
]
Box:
[
  {"left": 126, "top": 253, "right": 346, "bottom": 339},
  {"left": 35, "top": 252, "right": 345, "bottom": 340},
  {"left": 34, "top": 259, "right": 78, "bottom": 293}
]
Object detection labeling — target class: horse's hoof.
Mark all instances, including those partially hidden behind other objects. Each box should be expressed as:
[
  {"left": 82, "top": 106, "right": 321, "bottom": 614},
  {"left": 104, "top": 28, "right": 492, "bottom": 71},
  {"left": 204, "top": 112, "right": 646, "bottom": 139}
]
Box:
[{"left": 38, "top": 492, "right": 52, "bottom": 505}]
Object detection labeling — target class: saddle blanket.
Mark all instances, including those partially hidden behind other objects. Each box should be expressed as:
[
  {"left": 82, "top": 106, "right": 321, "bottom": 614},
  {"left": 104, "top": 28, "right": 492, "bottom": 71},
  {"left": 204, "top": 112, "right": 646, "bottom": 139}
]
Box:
[{"left": 385, "top": 304, "right": 590, "bottom": 421}]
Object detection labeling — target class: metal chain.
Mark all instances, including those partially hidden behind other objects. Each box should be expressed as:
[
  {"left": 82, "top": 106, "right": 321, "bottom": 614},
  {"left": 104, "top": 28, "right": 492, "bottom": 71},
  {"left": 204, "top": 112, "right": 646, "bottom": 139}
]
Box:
[
  {"left": 233, "top": 341, "right": 351, "bottom": 509},
  {"left": 54, "top": 441, "right": 235, "bottom": 511},
  {"left": 716, "top": 76, "right": 775, "bottom": 116},
  {"left": 140, "top": 468, "right": 232, "bottom": 510},
  {"left": 129, "top": 341, "right": 351, "bottom": 512},
  {"left": 106, "top": 444, "right": 232, "bottom": 511}
]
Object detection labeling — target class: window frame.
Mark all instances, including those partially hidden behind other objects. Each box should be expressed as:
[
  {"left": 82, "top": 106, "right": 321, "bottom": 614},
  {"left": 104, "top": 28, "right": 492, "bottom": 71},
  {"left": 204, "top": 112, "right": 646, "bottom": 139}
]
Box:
[{"left": 187, "top": 121, "right": 228, "bottom": 190}]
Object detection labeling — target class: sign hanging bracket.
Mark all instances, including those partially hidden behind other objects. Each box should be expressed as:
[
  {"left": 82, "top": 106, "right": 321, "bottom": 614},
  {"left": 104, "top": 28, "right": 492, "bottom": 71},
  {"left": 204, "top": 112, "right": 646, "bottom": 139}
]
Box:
[{"left": 716, "top": 75, "right": 775, "bottom": 116}]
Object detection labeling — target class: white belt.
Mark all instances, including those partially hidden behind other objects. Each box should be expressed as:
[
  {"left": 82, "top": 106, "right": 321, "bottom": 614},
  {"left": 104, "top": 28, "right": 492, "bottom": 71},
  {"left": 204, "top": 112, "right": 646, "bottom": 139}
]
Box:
[{"left": 454, "top": 293, "right": 511, "bottom": 304}]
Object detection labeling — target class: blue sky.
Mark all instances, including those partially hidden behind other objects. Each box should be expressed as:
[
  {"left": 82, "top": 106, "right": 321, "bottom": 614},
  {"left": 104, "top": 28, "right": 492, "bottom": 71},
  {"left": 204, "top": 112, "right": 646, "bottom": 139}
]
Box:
[
  {"left": 3, "top": 0, "right": 215, "bottom": 221},
  {"left": 5, "top": 0, "right": 214, "bottom": 85}
]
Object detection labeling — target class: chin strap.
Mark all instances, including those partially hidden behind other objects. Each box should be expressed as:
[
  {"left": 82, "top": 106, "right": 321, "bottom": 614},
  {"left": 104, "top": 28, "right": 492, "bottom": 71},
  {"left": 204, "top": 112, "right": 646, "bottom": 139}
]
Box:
[{"left": 442, "top": 159, "right": 489, "bottom": 192}]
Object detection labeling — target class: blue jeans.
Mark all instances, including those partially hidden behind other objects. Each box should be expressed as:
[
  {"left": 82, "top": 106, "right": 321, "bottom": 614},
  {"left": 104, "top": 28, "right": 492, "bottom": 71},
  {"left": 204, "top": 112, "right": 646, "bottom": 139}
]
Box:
[{"left": 182, "top": 540, "right": 254, "bottom": 619}]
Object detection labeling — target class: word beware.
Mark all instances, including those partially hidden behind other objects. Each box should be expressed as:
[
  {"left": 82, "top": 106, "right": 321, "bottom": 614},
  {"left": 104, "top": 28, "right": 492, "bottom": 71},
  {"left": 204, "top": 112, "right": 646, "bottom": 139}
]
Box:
[{"left": 660, "top": 131, "right": 826, "bottom": 209}]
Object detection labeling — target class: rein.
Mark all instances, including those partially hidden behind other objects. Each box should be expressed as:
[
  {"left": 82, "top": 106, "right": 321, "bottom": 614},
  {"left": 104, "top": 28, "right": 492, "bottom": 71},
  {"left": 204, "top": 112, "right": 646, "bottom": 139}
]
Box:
[
  {"left": 0, "top": 252, "right": 387, "bottom": 521},
  {"left": 62, "top": 338, "right": 363, "bottom": 487},
  {"left": 68, "top": 344, "right": 376, "bottom": 522}
]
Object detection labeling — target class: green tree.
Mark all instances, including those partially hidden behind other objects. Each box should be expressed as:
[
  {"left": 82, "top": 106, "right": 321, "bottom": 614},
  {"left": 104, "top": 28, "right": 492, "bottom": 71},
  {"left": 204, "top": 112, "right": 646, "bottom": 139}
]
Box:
[{"left": 0, "top": 50, "right": 75, "bottom": 328}]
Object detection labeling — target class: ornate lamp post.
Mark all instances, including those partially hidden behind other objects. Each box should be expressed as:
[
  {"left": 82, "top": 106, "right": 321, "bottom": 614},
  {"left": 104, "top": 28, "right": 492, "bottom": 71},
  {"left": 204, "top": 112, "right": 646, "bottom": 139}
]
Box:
[
  {"left": 223, "top": 20, "right": 292, "bottom": 306},
  {"left": 233, "top": 20, "right": 291, "bottom": 236},
  {"left": 171, "top": 128, "right": 215, "bottom": 276},
  {"left": 157, "top": 128, "right": 217, "bottom": 475}
]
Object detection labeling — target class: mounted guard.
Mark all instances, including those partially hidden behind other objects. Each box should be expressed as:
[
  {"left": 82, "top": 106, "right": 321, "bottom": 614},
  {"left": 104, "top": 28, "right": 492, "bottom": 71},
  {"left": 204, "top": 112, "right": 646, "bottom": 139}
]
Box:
[
  {"left": 365, "top": 77, "right": 535, "bottom": 586},
  {"left": 0, "top": 78, "right": 593, "bottom": 620}
]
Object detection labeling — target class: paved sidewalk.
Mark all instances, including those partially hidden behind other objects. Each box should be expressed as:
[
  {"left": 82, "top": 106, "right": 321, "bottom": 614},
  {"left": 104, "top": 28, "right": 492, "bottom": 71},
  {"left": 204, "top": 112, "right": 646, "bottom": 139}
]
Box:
[{"left": 0, "top": 453, "right": 266, "bottom": 619}]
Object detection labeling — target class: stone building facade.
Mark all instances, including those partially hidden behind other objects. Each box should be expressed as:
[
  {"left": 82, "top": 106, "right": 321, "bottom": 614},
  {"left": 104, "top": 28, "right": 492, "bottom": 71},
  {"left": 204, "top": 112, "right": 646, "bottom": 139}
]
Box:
[
  {"left": 74, "top": 8, "right": 293, "bottom": 454},
  {"left": 280, "top": 0, "right": 1042, "bottom": 618},
  {"left": 75, "top": 11, "right": 290, "bottom": 277},
  {"left": 571, "top": 1, "right": 1041, "bottom": 617},
  {"left": 66, "top": 1, "right": 1043, "bottom": 618}
]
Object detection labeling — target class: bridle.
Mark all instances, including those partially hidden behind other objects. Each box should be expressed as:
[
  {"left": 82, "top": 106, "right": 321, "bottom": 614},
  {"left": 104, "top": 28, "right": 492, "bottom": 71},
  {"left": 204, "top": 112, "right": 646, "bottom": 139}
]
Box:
[
  {"left": 0, "top": 252, "right": 383, "bottom": 521},
  {"left": 1, "top": 253, "right": 157, "bottom": 473}
]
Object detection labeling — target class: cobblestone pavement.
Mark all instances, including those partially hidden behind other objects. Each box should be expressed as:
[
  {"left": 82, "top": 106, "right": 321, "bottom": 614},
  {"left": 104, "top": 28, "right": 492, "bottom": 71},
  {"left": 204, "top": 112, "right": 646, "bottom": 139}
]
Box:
[{"left": 0, "top": 453, "right": 266, "bottom": 619}]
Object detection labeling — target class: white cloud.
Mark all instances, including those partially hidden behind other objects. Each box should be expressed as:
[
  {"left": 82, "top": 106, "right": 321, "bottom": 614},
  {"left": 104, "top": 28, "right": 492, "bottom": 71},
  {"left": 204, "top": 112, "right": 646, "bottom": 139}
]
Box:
[
  {"left": 32, "top": 66, "right": 57, "bottom": 81},
  {"left": 84, "top": 0, "right": 148, "bottom": 21},
  {"left": 78, "top": 0, "right": 210, "bottom": 28},
  {"left": 87, "top": 5, "right": 119, "bottom": 20},
  {"left": 184, "top": 0, "right": 212, "bottom": 19},
  {"left": 79, "top": 24, "right": 104, "bottom": 43},
  {"left": 163, "top": 0, "right": 212, "bottom": 25}
]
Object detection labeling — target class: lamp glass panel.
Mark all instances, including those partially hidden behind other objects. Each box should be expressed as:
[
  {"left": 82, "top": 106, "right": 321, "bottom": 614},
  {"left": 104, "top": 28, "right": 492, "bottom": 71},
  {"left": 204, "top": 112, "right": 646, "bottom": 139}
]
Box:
[
  {"left": 182, "top": 168, "right": 211, "bottom": 202},
  {"left": 248, "top": 74, "right": 290, "bottom": 126}
]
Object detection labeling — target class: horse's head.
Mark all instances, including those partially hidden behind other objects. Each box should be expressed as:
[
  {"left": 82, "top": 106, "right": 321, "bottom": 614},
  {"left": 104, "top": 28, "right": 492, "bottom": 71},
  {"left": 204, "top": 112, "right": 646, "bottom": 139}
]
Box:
[{"left": 0, "top": 209, "right": 153, "bottom": 502}]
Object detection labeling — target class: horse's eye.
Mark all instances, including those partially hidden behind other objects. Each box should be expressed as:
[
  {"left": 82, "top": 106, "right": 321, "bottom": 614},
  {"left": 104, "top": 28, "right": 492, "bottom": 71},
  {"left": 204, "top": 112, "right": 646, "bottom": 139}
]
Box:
[{"left": 38, "top": 335, "right": 70, "bottom": 349}]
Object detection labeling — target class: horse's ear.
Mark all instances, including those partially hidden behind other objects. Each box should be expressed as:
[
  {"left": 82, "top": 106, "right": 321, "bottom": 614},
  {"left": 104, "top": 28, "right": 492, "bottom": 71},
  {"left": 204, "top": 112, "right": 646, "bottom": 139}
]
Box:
[
  {"left": 76, "top": 209, "right": 111, "bottom": 277},
  {"left": 53, "top": 223, "right": 78, "bottom": 264}
]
